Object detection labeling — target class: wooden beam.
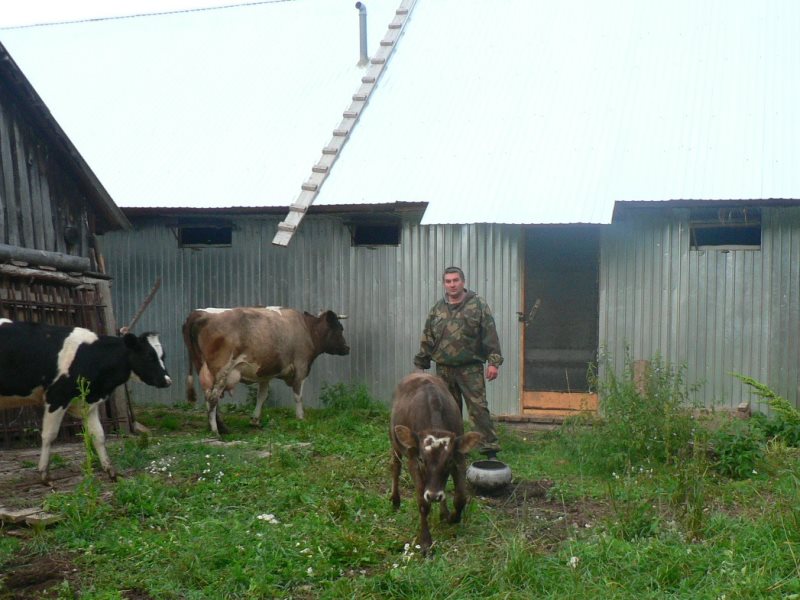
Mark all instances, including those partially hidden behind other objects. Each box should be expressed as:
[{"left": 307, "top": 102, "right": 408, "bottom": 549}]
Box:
[{"left": 522, "top": 391, "right": 598, "bottom": 412}]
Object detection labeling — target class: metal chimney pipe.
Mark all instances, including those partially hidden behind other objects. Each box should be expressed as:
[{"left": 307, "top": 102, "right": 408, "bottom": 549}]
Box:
[{"left": 355, "top": 2, "right": 368, "bottom": 66}]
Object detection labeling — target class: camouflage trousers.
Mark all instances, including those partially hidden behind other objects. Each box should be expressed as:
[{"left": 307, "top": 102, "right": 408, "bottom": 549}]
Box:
[{"left": 435, "top": 363, "right": 499, "bottom": 454}]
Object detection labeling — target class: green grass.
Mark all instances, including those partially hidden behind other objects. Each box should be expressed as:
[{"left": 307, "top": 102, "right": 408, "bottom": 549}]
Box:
[{"left": 2, "top": 390, "right": 800, "bottom": 598}]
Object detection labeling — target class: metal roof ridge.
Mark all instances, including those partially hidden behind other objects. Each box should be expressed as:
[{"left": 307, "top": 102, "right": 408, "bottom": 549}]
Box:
[{"left": 271, "top": 0, "right": 418, "bottom": 247}]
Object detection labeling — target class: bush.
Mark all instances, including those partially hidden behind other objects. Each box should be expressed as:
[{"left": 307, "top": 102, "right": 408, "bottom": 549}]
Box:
[
  {"left": 560, "top": 351, "right": 700, "bottom": 474},
  {"left": 710, "top": 419, "right": 765, "bottom": 479},
  {"left": 751, "top": 412, "right": 800, "bottom": 447},
  {"left": 319, "top": 382, "right": 383, "bottom": 412},
  {"left": 733, "top": 372, "right": 800, "bottom": 447}
]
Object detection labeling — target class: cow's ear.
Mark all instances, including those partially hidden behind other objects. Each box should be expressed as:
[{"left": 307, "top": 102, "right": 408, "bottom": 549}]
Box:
[
  {"left": 394, "top": 425, "right": 417, "bottom": 450},
  {"left": 122, "top": 333, "right": 139, "bottom": 349},
  {"left": 456, "top": 431, "right": 483, "bottom": 455}
]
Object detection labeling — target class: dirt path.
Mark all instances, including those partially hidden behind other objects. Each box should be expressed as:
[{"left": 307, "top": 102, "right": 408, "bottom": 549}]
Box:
[{"left": 0, "top": 441, "right": 119, "bottom": 511}]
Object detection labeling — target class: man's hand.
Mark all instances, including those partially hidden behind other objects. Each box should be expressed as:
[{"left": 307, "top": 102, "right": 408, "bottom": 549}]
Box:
[{"left": 486, "top": 365, "right": 499, "bottom": 381}]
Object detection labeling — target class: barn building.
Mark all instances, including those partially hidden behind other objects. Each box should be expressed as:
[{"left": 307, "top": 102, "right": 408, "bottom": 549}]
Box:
[
  {"left": 0, "top": 41, "right": 132, "bottom": 446},
  {"left": 5, "top": 1, "right": 800, "bottom": 419}
]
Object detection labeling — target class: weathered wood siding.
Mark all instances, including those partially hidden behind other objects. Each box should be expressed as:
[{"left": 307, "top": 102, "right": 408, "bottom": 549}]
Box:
[
  {"left": 0, "top": 84, "right": 93, "bottom": 260},
  {"left": 600, "top": 206, "right": 800, "bottom": 411}
]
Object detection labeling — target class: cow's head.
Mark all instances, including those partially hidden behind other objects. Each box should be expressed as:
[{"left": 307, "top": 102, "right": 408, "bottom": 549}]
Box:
[
  {"left": 318, "top": 310, "right": 350, "bottom": 356},
  {"left": 125, "top": 332, "right": 172, "bottom": 388},
  {"left": 394, "top": 426, "right": 482, "bottom": 503}
]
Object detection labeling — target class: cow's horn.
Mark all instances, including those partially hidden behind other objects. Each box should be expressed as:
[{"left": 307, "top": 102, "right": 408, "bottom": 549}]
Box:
[{"left": 337, "top": 314, "right": 348, "bottom": 320}]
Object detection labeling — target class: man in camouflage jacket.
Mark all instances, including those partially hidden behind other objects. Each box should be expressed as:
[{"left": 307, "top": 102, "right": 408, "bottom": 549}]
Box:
[{"left": 414, "top": 266, "right": 503, "bottom": 458}]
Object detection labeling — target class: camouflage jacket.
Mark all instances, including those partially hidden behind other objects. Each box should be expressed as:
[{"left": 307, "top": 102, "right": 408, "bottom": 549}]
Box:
[{"left": 414, "top": 290, "right": 504, "bottom": 370}]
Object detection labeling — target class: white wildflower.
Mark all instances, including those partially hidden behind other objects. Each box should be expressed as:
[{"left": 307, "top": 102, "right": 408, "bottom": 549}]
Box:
[
  {"left": 568, "top": 556, "right": 580, "bottom": 569},
  {"left": 257, "top": 513, "right": 280, "bottom": 524}
]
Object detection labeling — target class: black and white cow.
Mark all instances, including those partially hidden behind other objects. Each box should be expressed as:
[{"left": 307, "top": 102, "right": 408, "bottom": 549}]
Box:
[{"left": 0, "top": 319, "right": 172, "bottom": 482}]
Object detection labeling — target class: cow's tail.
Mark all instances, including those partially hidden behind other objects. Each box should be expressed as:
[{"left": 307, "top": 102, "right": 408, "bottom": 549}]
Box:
[{"left": 182, "top": 313, "right": 202, "bottom": 404}]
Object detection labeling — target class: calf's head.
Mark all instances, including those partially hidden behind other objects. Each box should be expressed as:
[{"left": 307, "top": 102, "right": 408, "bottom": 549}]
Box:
[
  {"left": 318, "top": 310, "right": 350, "bottom": 356},
  {"left": 125, "top": 332, "right": 172, "bottom": 388},
  {"left": 394, "top": 426, "right": 482, "bottom": 502}
]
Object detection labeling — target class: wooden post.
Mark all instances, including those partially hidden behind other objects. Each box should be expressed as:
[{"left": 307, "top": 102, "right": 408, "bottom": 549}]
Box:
[
  {"left": 94, "top": 279, "right": 132, "bottom": 433},
  {"left": 633, "top": 360, "right": 650, "bottom": 396}
]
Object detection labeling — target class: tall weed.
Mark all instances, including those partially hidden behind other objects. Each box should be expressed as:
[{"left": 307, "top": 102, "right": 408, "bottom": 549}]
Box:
[
  {"left": 607, "top": 468, "right": 661, "bottom": 541},
  {"left": 320, "top": 382, "right": 384, "bottom": 412},
  {"left": 733, "top": 372, "right": 800, "bottom": 446},
  {"left": 672, "top": 428, "right": 711, "bottom": 540},
  {"left": 44, "top": 378, "right": 105, "bottom": 530},
  {"left": 560, "top": 351, "right": 700, "bottom": 474}
]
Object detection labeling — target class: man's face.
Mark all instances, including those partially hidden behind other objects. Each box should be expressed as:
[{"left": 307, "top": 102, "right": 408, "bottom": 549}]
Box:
[{"left": 443, "top": 272, "right": 465, "bottom": 300}]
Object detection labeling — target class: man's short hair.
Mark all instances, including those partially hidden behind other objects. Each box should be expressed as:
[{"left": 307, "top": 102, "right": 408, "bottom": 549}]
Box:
[{"left": 442, "top": 266, "right": 465, "bottom": 281}]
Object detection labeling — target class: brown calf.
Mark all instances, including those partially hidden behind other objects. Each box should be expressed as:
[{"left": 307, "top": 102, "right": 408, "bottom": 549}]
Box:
[{"left": 389, "top": 372, "right": 482, "bottom": 554}]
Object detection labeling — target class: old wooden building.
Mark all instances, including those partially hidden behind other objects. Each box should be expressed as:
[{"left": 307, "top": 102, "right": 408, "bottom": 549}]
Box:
[{"left": 0, "top": 41, "right": 132, "bottom": 446}]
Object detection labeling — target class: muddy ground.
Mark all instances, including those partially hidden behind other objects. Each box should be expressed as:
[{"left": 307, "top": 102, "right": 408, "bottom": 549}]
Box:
[
  {"left": 0, "top": 441, "right": 123, "bottom": 510},
  {"left": 0, "top": 441, "right": 124, "bottom": 599}
]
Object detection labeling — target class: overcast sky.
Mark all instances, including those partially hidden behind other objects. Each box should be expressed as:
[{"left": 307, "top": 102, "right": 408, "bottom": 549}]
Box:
[{"left": 0, "top": 0, "right": 276, "bottom": 28}]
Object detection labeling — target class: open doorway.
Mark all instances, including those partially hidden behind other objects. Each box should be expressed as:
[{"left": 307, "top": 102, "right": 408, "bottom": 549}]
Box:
[{"left": 522, "top": 226, "right": 600, "bottom": 418}]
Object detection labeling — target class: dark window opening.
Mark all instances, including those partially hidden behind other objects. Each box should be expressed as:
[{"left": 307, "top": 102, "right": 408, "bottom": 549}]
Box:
[
  {"left": 689, "top": 207, "right": 761, "bottom": 250},
  {"left": 351, "top": 223, "right": 401, "bottom": 246},
  {"left": 179, "top": 226, "right": 232, "bottom": 247}
]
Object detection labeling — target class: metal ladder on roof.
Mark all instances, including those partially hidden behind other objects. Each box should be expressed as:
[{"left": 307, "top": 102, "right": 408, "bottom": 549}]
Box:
[{"left": 272, "top": 0, "right": 417, "bottom": 247}]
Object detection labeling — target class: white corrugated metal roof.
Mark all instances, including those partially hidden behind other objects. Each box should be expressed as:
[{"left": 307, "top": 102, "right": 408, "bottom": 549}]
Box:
[
  {"left": 314, "top": 0, "right": 800, "bottom": 224},
  {"left": 3, "top": 1, "right": 800, "bottom": 224},
  {"left": 0, "top": 0, "right": 400, "bottom": 208}
]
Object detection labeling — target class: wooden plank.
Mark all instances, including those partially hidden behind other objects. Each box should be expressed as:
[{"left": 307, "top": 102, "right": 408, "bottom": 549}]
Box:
[
  {"left": 29, "top": 155, "right": 47, "bottom": 250},
  {"left": 0, "top": 112, "right": 5, "bottom": 244},
  {"left": 95, "top": 279, "right": 131, "bottom": 433},
  {"left": 0, "top": 104, "right": 19, "bottom": 246},
  {"left": 25, "top": 512, "right": 63, "bottom": 527},
  {"left": 38, "top": 175, "right": 56, "bottom": 251},
  {"left": 522, "top": 391, "right": 598, "bottom": 411},
  {"left": 0, "top": 391, "right": 43, "bottom": 410},
  {"left": 522, "top": 408, "right": 587, "bottom": 417},
  {"left": 0, "top": 507, "right": 42, "bottom": 523},
  {"left": 13, "top": 121, "right": 36, "bottom": 249}
]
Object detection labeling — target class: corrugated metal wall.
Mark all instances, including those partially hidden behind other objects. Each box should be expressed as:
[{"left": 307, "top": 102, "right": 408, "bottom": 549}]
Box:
[
  {"left": 103, "top": 217, "right": 523, "bottom": 414},
  {"left": 600, "top": 207, "right": 800, "bottom": 411}
]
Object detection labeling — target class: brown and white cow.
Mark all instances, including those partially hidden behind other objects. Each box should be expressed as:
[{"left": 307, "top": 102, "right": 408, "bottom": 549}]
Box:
[
  {"left": 390, "top": 372, "right": 482, "bottom": 554},
  {"left": 182, "top": 306, "right": 350, "bottom": 435}
]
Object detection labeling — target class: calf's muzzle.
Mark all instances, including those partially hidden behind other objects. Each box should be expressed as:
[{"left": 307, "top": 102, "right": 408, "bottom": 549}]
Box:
[{"left": 424, "top": 489, "right": 446, "bottom": 503}]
